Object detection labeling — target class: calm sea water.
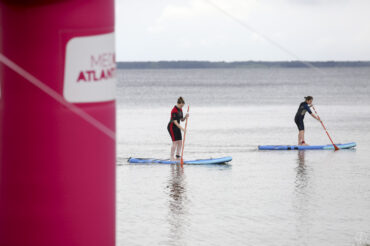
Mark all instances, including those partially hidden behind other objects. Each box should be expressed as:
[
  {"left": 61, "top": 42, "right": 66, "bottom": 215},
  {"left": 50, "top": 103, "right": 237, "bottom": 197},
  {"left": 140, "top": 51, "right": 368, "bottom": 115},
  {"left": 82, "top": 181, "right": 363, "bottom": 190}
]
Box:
[{"left": 116, "top": 67, "right": 370, "bottom": 246}]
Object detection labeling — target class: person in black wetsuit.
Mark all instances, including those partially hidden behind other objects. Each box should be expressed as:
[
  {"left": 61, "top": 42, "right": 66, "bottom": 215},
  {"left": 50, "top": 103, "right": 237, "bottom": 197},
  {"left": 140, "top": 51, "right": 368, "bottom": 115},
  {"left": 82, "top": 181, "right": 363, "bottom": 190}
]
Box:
[
  {"left": 167, "top": 97, "right": 189, "bottom": 160},
  {"left": 294, "top": 96, "right": 319, "bottom": 145}
]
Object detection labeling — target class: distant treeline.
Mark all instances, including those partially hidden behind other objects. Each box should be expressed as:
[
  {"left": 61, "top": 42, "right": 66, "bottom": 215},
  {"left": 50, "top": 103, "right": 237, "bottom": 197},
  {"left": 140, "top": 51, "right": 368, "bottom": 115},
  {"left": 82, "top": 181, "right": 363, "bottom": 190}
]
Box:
[{"left": 117, "top": 61, "right": 370, "bottom": 69}]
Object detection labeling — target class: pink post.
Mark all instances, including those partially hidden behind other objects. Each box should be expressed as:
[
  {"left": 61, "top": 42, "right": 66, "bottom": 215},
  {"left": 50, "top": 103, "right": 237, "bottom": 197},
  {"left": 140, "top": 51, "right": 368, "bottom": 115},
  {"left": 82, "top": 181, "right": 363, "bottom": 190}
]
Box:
[{"left": 0, "top": 1, "right": 116, "bottom": 246}]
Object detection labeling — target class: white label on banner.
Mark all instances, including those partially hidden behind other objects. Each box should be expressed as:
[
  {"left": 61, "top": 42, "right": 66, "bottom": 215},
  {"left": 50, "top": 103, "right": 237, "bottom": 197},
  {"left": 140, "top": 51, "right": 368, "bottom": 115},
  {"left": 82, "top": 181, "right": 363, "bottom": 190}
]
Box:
[{"left": 64, "top": 33, "right": 116, "bottom": 103}]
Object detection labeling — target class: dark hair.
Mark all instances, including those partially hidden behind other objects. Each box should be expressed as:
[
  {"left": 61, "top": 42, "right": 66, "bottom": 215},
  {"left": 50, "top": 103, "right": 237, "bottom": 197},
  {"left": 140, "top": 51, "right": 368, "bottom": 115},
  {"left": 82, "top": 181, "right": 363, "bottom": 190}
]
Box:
[
  {"left": 177, "top": 97, "right": 185, "bottom": 104},
  {"left": 304, "top": 96, "right": 313, "bottom": 101}
]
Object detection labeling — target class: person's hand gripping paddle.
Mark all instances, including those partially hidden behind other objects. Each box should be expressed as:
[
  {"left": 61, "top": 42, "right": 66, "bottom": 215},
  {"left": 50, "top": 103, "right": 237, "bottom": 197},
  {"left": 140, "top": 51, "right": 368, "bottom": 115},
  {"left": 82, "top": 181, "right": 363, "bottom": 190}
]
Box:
[
  {"left": 312, "top": 105, "right": 339, "bottom": 151},
  {"left": 180, "top": 106, "right": 190, "bottom": 167}
]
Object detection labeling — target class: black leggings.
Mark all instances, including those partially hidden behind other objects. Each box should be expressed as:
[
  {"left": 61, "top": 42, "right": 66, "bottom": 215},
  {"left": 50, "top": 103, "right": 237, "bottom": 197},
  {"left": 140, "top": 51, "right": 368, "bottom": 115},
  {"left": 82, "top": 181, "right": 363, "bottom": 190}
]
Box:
[
  {"left": 167, "top": 122, "right": 182, "bottom": 141},
  {"left": 295, "top": 117, "right": 304, "bottom": 131}
]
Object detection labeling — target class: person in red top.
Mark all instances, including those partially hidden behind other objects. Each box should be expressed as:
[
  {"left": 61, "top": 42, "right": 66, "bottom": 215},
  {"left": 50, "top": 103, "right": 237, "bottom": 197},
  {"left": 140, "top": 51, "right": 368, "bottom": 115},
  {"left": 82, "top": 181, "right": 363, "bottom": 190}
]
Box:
[{"left": 167, "top": 97, "right": 189, "bottom": 161}]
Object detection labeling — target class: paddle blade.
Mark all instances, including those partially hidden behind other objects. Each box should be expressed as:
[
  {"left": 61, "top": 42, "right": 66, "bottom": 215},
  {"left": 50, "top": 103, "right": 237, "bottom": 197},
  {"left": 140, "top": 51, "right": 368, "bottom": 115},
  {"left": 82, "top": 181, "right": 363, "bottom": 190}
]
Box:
[{"left": 334, "top": 144, "right": 340, "bottom": 151}]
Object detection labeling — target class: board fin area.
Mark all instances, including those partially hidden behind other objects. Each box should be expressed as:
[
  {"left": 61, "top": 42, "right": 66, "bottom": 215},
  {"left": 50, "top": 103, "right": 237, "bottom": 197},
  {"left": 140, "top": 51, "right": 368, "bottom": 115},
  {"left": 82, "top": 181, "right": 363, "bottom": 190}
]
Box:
[
  {"left": 128, "top": 156, "right": 232, "bottom": 165},
  {"left": 258, "top": 142, "right": 356, "bottom": 150}
]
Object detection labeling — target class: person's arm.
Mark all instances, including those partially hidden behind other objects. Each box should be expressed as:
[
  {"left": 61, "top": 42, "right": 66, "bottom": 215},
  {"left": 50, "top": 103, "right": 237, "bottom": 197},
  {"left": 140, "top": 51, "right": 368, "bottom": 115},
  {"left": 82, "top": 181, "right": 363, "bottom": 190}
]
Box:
[
  {"left": 310, "top": 113, "right": 320, "bottom": 121},
  {"left": 180, "top": 113, "right": 189, "bottom": 122},
  {"left": 173, "top": 120, "right": 185, "bottom": 132},
  {"left": 305, "top": 104, "right": 320, "bottom": 121}
]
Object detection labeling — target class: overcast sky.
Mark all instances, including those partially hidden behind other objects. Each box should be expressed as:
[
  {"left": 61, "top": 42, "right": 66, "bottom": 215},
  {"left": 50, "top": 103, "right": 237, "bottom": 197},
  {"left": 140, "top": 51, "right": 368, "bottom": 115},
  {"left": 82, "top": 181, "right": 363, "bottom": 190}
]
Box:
[{"left": 115, "top": 0, "right": 370, "bottom": 61}]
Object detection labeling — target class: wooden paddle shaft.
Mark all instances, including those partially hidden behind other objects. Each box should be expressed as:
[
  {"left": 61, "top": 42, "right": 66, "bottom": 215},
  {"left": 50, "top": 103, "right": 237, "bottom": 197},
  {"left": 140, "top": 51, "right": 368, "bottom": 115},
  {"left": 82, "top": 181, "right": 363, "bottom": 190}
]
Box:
[
  {"left": 180, "top": 106, "right": 190, "bottom": 165},
  {"left": 312, "top": 106, "right": 339, "bottom": 150}
]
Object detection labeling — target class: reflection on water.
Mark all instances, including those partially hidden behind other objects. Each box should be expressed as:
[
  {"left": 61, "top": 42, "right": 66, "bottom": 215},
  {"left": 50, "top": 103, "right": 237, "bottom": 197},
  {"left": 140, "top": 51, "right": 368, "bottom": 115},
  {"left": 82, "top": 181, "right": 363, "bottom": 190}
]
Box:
[
  {"left": 166, "top": 165, "right": 188, "bottom": 245},
  {"left": 294, "top": 150, "right": 312, "bottom": 243},
  {"left": 295, "top": 151, "right": 308, "bottom": 190}
]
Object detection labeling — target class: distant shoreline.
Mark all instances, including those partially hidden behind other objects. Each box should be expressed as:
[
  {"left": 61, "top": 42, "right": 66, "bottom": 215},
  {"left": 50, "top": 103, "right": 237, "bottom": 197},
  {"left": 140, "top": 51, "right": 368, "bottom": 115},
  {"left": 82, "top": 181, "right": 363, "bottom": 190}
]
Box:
[{"left": 117, "top": 61, "right": 370, "bottom": 69}]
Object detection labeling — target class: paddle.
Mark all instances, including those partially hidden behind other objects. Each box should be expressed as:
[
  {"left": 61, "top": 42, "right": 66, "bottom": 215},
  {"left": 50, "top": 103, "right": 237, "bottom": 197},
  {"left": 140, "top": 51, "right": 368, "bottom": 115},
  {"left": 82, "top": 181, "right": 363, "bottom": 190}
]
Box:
[
  {"left": 311, "top": 105, "right": 339, "bottom": 151},
  {"left": 180, "top": 105, "right": 190, "bottom": 166}
]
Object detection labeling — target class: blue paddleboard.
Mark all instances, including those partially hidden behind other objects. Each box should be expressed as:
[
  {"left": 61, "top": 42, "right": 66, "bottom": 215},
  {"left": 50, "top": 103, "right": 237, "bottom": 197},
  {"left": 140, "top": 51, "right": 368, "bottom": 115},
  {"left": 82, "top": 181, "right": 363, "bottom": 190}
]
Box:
[
  {"left": 258, "top": 142, "right": 356, "bottom": 150},
  {"left": 128, "top": 156, "right": 232, "bottom": 165}
]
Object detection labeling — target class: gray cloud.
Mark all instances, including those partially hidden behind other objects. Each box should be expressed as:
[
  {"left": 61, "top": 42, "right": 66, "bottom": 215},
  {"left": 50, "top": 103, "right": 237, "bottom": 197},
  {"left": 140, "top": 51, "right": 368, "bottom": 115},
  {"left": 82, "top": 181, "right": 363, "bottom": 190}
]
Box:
[{"left": 115, "top": 0, "right": 370, "bottom": 61}]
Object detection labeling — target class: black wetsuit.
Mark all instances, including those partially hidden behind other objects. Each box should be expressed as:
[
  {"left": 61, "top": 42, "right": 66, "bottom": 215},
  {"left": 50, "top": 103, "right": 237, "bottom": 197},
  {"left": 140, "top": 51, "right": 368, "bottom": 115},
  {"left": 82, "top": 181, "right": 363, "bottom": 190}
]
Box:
[
  {"left": 294, "top": 102, "right": 312, "bottom": 131},
  {"left": 167, "top": 106, "right": 183, "bottom": 141}
]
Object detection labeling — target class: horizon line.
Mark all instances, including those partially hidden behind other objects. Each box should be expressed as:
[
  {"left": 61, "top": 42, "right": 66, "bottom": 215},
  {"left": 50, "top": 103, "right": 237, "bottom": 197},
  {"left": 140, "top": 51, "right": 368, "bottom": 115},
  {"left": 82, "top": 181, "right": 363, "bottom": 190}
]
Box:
[{"left": 117, "top": 60, "right": 370, "bottom": 63}]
